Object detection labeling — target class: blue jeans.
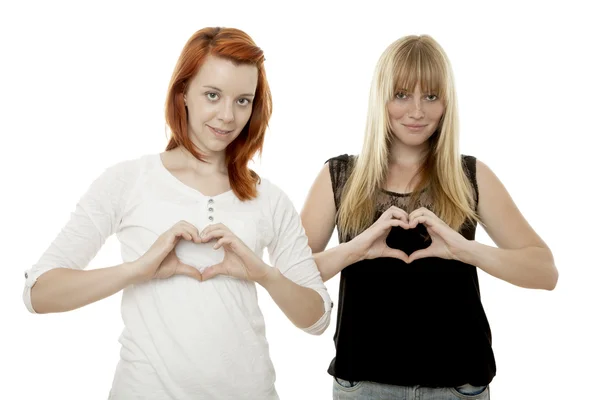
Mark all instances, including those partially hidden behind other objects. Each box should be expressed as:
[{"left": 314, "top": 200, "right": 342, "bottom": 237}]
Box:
[{"left": 333, "top": 378, "right": 490, "bottom": 399}]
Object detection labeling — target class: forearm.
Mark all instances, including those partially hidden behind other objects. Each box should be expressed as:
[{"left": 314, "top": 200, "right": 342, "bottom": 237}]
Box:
[
  {"left": 313, "top": 242, "right": 362, "bottom": 282},
  {"left": 30, "top": 263, "right": 137, "bottom": 314},
  {"left": 258, "top": 269, "right": 326, "bottom": 329},
  {"left": 458, "top": 241, "right": 558, "bottom": 290}
]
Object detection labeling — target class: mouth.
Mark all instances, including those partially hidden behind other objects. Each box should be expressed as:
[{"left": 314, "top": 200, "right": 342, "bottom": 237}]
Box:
[
  {"left": 207, "top": 125, "right": 234, "bottom": 137},
  {"left": 402, "top": 124, "right": 427, "bottom": 131}
]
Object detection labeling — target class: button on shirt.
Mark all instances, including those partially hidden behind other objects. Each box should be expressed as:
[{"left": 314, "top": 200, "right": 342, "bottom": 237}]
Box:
[{"left": 23, "top": 154, "right": 332, "bottom": 400}]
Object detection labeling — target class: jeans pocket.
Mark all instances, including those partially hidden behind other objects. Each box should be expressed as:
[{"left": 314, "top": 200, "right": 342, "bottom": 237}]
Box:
[
  {"left": 334, "top": 377, "right": 362, "bottom": 390},
  {"left": 450, "top": 384, "right": 488, "bottom": 398}
]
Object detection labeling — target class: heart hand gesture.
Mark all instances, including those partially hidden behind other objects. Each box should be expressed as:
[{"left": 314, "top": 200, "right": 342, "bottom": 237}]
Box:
[
  {"left": 349, "top": 206, "right": 411, "bottom": 262},
  {"left": 130, "top": 220, "right": 204, "bottom": 283},
  {"left": 405, "top": 207, "right": 470, "bottom": 263},
  {"left": 198, "top": 223, "right": 276, "bottom": 285}
]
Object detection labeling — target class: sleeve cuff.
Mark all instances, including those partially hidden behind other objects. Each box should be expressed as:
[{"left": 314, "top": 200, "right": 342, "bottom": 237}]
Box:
[
  {"left": 300, "top": 288, "right": 333, "bottom": 335},
  {"left": 23, "top": 266, "right": 56, "bottom": 314}
]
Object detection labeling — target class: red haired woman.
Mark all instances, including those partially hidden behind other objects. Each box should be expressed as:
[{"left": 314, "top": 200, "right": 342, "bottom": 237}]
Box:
[{"left": 23, "top": 27, "right": 331, "bottom": 399}]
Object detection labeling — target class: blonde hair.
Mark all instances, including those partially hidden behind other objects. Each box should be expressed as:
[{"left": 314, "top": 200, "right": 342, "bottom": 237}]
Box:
[{"left": 337, "top": 35, "right": 479, "bottom": 238}]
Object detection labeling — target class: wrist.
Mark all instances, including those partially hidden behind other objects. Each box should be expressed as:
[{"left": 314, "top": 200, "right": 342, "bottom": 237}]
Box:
[
  {"left": 342, "top": 241, "right": 366, "bottom": 264},
  {"left": 256, "top": 265, "right": 282, "bottom": 289},
  {"left": 120, "top": 261, "right": 145, "bottom": 286},
  {"left": 454, "top": 240, "right": 482, "bottom": 265}
]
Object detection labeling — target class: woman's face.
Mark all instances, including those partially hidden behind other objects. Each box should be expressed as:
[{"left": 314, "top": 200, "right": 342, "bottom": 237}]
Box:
[
  {"left": 184, "top": 55, "right": 258, "bottom": 155},
  {"left": 387, "top": 83, "right": 445, "bottom": 148}
]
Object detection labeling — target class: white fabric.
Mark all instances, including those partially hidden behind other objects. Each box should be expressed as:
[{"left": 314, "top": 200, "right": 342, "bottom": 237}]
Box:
[{"left": 23, "top": 154, "right": 332, "bottom": 400}]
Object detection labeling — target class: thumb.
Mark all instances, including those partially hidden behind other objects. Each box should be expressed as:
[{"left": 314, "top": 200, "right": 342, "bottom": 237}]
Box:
[
  {"left": 382, "top": 248, "right": 409, "bottom": 263},
  {"left": 201, "top": 263, "right": 226, "bottom": 281},
  {"left": 407, "top": 248, "right": 433, "bottom": 264},
  {"left": 175, "top": 263, "right": 203, "bottom": 282}
]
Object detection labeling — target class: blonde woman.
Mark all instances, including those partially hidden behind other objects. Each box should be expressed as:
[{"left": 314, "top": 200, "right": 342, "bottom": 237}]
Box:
[{"left": 301, "top": 35, "right": 558, "bottom": 399}]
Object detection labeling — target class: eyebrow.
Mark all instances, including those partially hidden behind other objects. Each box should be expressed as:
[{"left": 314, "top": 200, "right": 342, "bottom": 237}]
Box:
[{"left": 202, "top": 85, "right": 255, "bottom": 97}]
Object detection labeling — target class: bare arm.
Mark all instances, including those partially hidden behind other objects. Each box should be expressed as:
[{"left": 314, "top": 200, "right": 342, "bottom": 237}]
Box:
[
  {"left": 30, "top": 265, "right": 135, "bottom": 314},
  {"left": 312, "top": 243, "right": 362, "bottom": 282},
  {"left": 29, "top": 221, "right": 203, "bottom": 314},
  {"left": 257, "top": 269, "right": 326, "bottom": 329},
  {"left": 300, "top": 163, "right": 341, "bottom": 280},
  {"left": 458, "top": 159, "right": 558, "bottom": 290}
]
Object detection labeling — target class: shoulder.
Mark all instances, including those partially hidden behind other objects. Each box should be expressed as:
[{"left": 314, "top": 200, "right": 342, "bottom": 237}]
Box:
[
  {"left": 255, "top": 178, "right": 299, "bottom": 228},
  {"left": 104, "top": 153, "right": 153, "bottom": 175},
  {"left": 460, "top": 154, "right": 477, "bottom": 171},
  {"left": 325, "top": 153, "right": 357, "bottom": 183},
  {"left": 90, "top": 154, "right": 156, "bottom": 203},
  {"left": 256, "top": 176, "right": 278, "bottom": 196},
  {"left": 89, "top": 154, "right": 152, "bottom": 188},
  {"left": 460, "top": 154, "right": 480, "bottom": 182},
  {"left": 471, "top": 157, "right": 504, "bottom": 192},
  {"left": 460, "top": 156, "right": 507, "bottom": 202},
  {"left": 460, "top": 155, "right": 496, "bottom": 183},
  {"left": 256, "top": 177, "right": 290, "bottom": 204},
  {"left": 325, "top": 153, "right": 357, "bottom": 168}
]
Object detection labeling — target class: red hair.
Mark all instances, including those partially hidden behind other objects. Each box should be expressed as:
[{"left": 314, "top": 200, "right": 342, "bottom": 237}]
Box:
[{"left": 165, "top": 27, "right": 272, "bottom": 201}]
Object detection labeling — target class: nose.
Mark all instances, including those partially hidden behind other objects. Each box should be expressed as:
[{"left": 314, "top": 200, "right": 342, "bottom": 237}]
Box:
[
  {"left": 218, "top": 102, "right": 234, "bottom": 123},
  {"left": 408, "top": 99, "right": 425, "bottom": 119}
]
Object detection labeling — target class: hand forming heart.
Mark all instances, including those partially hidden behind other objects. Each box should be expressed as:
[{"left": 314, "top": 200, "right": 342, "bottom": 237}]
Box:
[
  {"left": 350, "top": 206, "right": 469, "bottom": 263},
  {"left": 403, "top": 207, "right": 469, "bottom": 263},
  {"left": 198, "top": 223, "right": 276, "bottom": 284}
]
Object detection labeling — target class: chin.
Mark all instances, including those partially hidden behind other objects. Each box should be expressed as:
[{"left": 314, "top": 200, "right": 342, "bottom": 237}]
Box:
[
  {"left": 192, "top": 133, "right": 235, "bottom": 153},
  {"left": 395, "top": 135, "right": 429, "bottom": 147}
]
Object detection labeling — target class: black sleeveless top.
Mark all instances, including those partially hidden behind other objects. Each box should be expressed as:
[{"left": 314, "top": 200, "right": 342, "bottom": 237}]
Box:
[{"left": 326, "top": 154, "right": 496, "bottom": 388}]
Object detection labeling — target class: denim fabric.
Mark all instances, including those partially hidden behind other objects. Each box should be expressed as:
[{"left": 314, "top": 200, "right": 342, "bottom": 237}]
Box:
[{"left": 332, "top": 378, "right": 489, "bottom": 400}]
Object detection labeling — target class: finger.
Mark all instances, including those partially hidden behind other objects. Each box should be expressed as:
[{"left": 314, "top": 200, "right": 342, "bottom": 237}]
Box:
[
  {"left": 387, "top": 218, "right": 411, "bottom": 230},
  {"left": 182, "top": 223, "right": 202, "bottom": 242},
  {"left": 213, "top": 236, "right": 232, "bottom": 250},
  {"left": 386, "top": 205, "right": 408, "bottom": 214},
  {"left": 174, "top": 263, "right": 203, "bottom": 282},
  {"left": 409, "top": 215, "right": 436, "bottom": 229},
  {"left": 171, "top": 225, "right": 201, "bottom": 242},
  {"left": 199, "top": 223, "right": 228, "bottom": 239},
  {"left": 383, "top": 206, "right": 408, "bottom": 218},
  {"left": 407, "top": 248, "right": 434, "bottom": 263},
  {"left": 408, "top": 207, "right": 424, "bottom": 220},
  {"left": 389, "top": 209, "right": 409, "bottom": 223},
  {"left": 382, "top": 248, "right": 409, "bottom": 262},
  {"left": 176, "top": 228, "right": 193, "bottom": 241},
  {"left": 201, "top": 263, "right": 226, "bottom": 281},
  {"left": 409, "top": 207, "right": 437, "bottom": 221},
  {"left": 173, "top": 230, "right": 193, "bottom": 241},
  {"left": 176, "top": 220, "right": 201, "bottom": 236},
  {"left": 200, "top": 229, "right": 227, "bottom": 243}
]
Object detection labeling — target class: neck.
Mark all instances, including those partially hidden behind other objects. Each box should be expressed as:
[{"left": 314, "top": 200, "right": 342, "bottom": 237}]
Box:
[
  {"left": 388, "top": 138, "right": 429, "bottom": 168},
  {"left": 178, "top": 145, "right": 227, "bottom": 175}
]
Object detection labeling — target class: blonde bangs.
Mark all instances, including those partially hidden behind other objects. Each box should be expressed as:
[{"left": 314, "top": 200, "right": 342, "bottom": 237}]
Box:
[{"left": 392, "top": 39, "right": 448, "bottom": 103}]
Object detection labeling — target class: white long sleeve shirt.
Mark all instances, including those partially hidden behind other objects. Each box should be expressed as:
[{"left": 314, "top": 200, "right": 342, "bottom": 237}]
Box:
[{"left": 23, "top": 154, "right": 332, "bottom": 400}]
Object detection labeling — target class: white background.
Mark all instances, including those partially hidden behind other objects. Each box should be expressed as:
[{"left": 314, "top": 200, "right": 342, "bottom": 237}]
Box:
[{"left": 1, "top": 1, "right": 599, "bottom": 399}]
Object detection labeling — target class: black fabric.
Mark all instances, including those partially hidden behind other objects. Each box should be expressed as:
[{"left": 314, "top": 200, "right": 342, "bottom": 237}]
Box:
[{"left": 325, "top": 154, "right": 496, "bottom": 388}]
